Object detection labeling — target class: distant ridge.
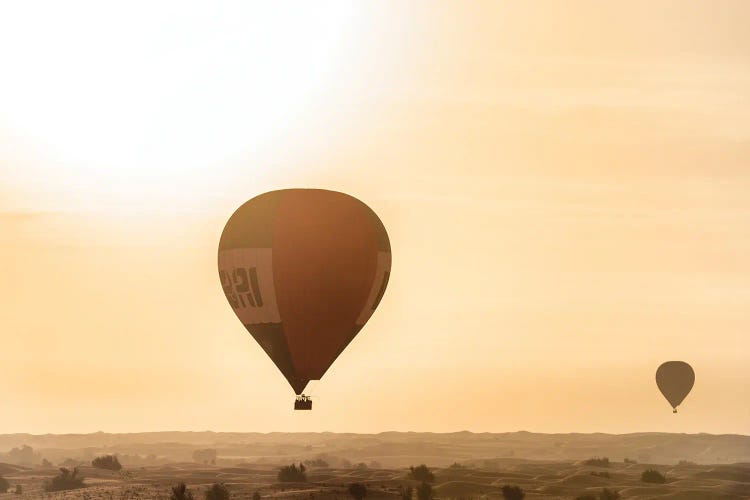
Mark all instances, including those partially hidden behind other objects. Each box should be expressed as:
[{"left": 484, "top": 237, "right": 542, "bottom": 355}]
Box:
[{"left": 1, "top": 431, "right": 748, "bottom": 466}]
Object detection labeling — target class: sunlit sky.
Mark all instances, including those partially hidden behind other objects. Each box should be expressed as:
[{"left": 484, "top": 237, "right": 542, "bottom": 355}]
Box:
[{"left": 1, "top": 1, "right": 749, "bottom": 435}]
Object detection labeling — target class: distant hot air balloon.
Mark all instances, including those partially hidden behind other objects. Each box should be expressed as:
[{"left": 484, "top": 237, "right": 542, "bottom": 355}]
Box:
[
  {"left": 218, "top": 189, "right": 391, "bottom": 410},
  {"left": 655, "top": 361, "right": 694, "bottom": 413}
]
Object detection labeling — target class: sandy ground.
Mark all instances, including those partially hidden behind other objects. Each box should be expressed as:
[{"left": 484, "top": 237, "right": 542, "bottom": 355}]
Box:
[{"left": 1, "top": 461, "right": 748, "bottom": 500}]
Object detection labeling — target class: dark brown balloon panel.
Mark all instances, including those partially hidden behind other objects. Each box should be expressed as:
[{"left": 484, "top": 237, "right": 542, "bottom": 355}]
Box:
[{"left": 218, "top": 189, "right": 391, "bottom": 394}]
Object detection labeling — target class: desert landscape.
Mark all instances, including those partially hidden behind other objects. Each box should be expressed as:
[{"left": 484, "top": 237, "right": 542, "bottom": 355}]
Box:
[
  {"left": 2, "top": 3, "right": 750, "bottom": 500},
  {"left": 1, "top": 432, "right": 749, "bottom": 499}
]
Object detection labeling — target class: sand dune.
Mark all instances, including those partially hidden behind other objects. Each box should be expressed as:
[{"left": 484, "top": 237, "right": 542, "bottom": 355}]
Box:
[
  {"left": 0, "top": 459, "right": 747, "bottom": 499},
  {"left": 1, "top": 432, "right": 749, "bottom": 498}
]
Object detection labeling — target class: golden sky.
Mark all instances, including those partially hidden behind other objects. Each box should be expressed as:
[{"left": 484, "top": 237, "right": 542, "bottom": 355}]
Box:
[{"left": 1, "top": 1, "right": 749, "bottom": 434}]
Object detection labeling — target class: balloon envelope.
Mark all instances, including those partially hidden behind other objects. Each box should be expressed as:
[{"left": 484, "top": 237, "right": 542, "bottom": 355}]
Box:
[
  {"left": 218, "top": 189, "right": 391, "bottom": 394},
  {"left": 655, "top": 361, "right": 694, "bottom": 412}
]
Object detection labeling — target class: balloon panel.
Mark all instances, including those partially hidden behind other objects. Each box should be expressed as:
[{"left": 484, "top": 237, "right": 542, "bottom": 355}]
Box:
[{"left": 218, "top": 248, "right": 281, "bottom": 324}]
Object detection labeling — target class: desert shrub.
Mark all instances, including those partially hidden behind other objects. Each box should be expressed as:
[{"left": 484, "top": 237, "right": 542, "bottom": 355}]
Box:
[
  {"left": 399, "top": 485, "right": 413, "bottom": 500},
  {"left": 576, "top": 490, "right": 619, "bottom": 500},
  {"left": 205, "top": 482, "right": 230, "bottom": 500},
  {"left": 501, "top": 485, "right": 525, "bottom": 500},
  {"left": 171, "top": 482, "right": 195, "bottom": 500},
  {"left": 409, "top": 465, "right": 435, "bottom": 483},
  {"left": 0, "top": 477, "right": 9, "bottom": 493},
  {"left": 14, "top": 484, "right": 22, "bottom": 495},
  {"left": 623, "top": 458, "right": 637, "bottom": 464},
  {"left": 92, "top": 454, "right": 122, "bottom": 471},
  {"left": 348, "top": 482, "right": 367, "bottom": 500},
  {"left": 641, "top": 469, "right": 666, "bottom": 484},
  {"left": 253, "top": 491, "right": 261, "bottom": 500},
  {"left": 44, "top": 467, "right": 85, "bottom": 492},
  {"left": 583, "top": 457, "right": 610, "bottom": 467},
  {"left": 193, "top": 449, "right": 218, "bottom": 464},
  {"left": 416, "top": 482, "right": 433, "bottom": 500},
  {"left": 41, "top": 458, "right": 53, "bottom": 467},
  {"left": 449, "top": 462, "right": 467, "bottom": 469},
  {"left": 599, "top": 488, "right": 620, "bottom": 500},
  {"left": 590, "top": 471, "right": 610, "bottom": 478},
  {"left": 278, "top": 463, "right": 307, "bottom": 482}
]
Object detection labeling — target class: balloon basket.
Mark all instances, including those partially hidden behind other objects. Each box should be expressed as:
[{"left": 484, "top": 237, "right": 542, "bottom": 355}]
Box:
[{"left": 294, "top": 395, "right": 312, "bottom": 410}]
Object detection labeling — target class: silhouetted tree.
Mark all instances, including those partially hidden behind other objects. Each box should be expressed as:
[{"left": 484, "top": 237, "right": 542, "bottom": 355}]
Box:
[
  {"left": 641, "top": 469, "right": 666, "bottom": 484},
  {"left": 348, "top": 483, "right": 367, "bottom": 500},
  {"left": 92, "top": 454, "right": 122, "bottom": 471},
  {"left": 0, "top": 477, "right": 9, "bottom": 493},
  {"left": 253, "top": 491, "right": 261, "bottom": 500},
  {"left": 8, "top": 445, "right": 35, "bottom": 464},
  {"left": 409, "top": 465, "right": 434, "bottom": 483},
  {"left": 171, "top": 482, "right": 195, "bottom": 500},
  {"left": 277, "top": 464, "right": 307, "bottom": 482},
  {"left": 44, "top": 467, "right": 85, "bottom": 492},
  {"left": 583, "top": 457, "right": 610, "bottom": 467},
  {"left": 399, "top": 485, "right": 413, "bottom": 500},
  {"left": 205, "top": 482, "right": 230, "bottom": 500},
  {"left": 416, "top": 482, "right": 432, "bottom": 500},
  {"left": 501, "top": 485, "right": 525, "bottom": 500},
  {"left": 623, "top": 458, "right": 637, "bottom": 464},
  {"left": 41, "top": 458, "right": 53, "bottom": 467}
]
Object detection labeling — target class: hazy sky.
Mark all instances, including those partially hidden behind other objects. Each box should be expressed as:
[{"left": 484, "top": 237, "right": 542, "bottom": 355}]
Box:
[{"left": 1, "top": 1, "right": 749, "bottom": 435}]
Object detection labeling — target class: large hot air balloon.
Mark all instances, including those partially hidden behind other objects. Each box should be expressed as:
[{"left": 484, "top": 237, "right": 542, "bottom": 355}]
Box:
[
  {"left": 218, "top": 189, "right": 391, "bottom": 409},
  {"left": 655, "top": 361, "right": 694, "bottom": 413}
]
